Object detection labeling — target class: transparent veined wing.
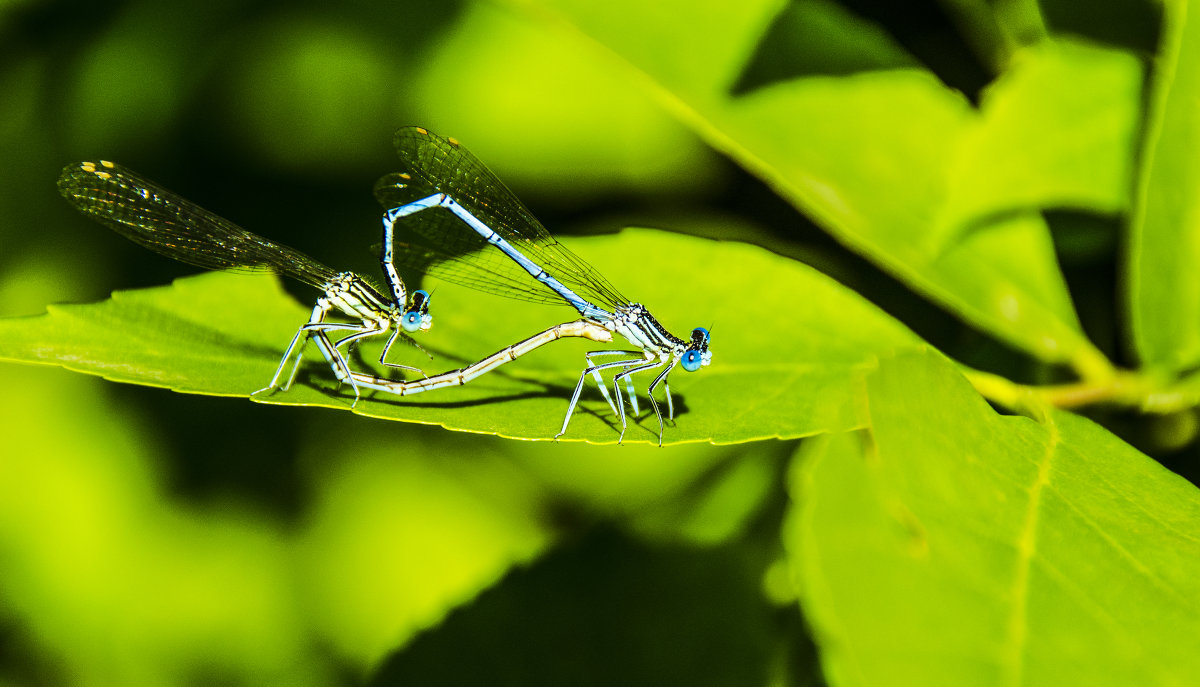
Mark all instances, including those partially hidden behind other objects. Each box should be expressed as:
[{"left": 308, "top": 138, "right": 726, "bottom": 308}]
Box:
[
  {"left": 58, "top": 160, "right": 338, "bottom": 288},
  {"left": 374, "top": 126, "right": 629, "bottom": 311}
]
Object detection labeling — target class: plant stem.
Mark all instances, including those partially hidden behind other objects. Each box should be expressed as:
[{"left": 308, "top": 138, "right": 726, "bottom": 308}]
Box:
[{"left": 962, "top": 366, "right": 1182, "bottom": 416}]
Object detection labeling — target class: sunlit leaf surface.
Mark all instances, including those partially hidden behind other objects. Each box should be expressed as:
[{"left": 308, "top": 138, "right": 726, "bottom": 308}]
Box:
[
  {"left": 0, "top": 229, "right": 923, "bottom": 444},
  {"left": 1128, "top": 1, "right": 1200, "bottom": 371},
  {"left": 515, "top": 0, "right": 1140, "bottom": 376},
  {"left": 786, "top": 351, "right": 1200, "bottom": 686}
]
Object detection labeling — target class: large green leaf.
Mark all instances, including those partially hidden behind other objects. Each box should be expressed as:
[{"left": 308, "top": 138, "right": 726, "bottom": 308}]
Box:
[
  {"left": 368, "top": 526, "right": 782, "bottom": 686},
  {"left": 1128, "top": 0, "right": 1200, "bottom": 371},
  {"left": 512, "top": 0, "right": 1140, "bottom": 377},
  {"left": 293, "top": 423, "right": 556, "bottom": 669},
  {"left": 0, "top": 364, "right": 319, "bottom": 684},
  {"left": 0, "top": 364, "right": 552, "bottom": 680},
  {"left": 0, "top": 229, "right": 922, "bottom": 444},
  {"left": 293, "top": 419, "right": 783, "bottom": 671},
  {"left": 785, "top": 350, "right": 1200, "bottom": 686}
]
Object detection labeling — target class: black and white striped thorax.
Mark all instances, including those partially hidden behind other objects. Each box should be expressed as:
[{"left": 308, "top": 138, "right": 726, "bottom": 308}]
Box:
[
  {"left": 320, "top": 272, "right": 400, "bottom": 326},
  {"left": 607, "top": 303, "right": 711, "bottom": 366}
]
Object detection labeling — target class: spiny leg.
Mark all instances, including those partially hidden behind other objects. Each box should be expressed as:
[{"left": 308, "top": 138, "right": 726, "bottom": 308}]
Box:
[
  {"left": 328, "top": 323, "right": 393, "bottom": 404},
  {"left": 645, "top": 359, "right": 680, "bottom": 445},
  {"left": 614, "top": 359, "right": 668, "bottom": 444},
  {"left": 623, "top": 375, "right": 638, "bottom": 416},
  {"left": 556, "top": 355, "right": 652, "bottom": 440},
  {"left": 261, "top": 302, "right": 334, "bottom": 393},
  {"left": 265, "top": 319, "right": 383, "bottom": 402},
  {"left": 377, "top": 328, "right": 426, "bottom": 378},
  {"left": 306, "top": 320, "right": 379, "bottom": 380},
  {"left": 597, "top": 355, "right": 656, "bottom": 437},
  {"left": 262, "top": 324, "right": 311, "bottom": 393},
  {"left": 584, "top": 350, "right": 643, "bottom": 418},
  {"left": 662, "top": 375, "right": 674, "bottom": 421}
]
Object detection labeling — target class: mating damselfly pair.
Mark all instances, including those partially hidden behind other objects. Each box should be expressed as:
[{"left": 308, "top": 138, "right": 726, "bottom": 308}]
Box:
[{"left": 57, "top": 127, "right": 712, "bottom": 444}]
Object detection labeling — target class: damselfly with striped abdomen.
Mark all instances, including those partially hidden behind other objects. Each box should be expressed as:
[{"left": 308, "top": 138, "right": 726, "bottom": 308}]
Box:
[{"left": 57, "top": 160, "right": 432, "bottom": 400}]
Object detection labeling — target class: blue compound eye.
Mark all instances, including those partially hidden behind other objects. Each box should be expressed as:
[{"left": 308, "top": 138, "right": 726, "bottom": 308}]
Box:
[
  {"left": 413, "top": 290, "right": 431, "bottom": 311},
  {"left": 402, "top": 311, "right": 423, "bottom": 332},
  {"left": 681, "top": 349, "right": 703, "bottom": 372},
  {"left": 402, "top": 290, "right": 433, "bottom": 332}
]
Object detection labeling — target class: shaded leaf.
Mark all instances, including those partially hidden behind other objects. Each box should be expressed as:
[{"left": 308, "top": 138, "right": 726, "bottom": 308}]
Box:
[
  {"left": 731, "top": 0, "right": 917, "bottom": 93},
  {"left": 370, "top": 528, "right": 782, "bottom": 687},
  {"left": 294, "top": 424, "right": 555, "bottom": 668}
]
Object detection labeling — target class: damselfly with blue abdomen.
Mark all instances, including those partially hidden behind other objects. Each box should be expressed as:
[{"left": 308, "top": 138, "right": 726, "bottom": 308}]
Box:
[{"left": 366, "top": 126, "right": 712, "bottom": 445}]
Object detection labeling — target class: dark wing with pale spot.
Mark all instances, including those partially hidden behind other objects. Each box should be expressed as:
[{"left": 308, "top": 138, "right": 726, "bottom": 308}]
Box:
[
  {"left": 57, "top": 161, "right": 337, "bottom": 288},
  {"left": 374, "top": 126, "right": 629, "bottom": 310}
]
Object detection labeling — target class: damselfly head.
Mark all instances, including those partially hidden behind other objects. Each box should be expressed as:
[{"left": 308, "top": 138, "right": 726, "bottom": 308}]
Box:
[
  {"left": 681, "top": 327, "right": 711, "bottom": 372},
  {"left": 402, "top": 289, "right": 433, "bottom": 332}
]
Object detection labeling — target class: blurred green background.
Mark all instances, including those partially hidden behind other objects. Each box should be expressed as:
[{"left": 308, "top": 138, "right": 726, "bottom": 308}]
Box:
[{"left": 0, "top": 0, "right": 1169, "bottom": 685}]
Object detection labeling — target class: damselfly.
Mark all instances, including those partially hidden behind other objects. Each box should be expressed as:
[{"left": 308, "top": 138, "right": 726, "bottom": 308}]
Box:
[
  {"left": 366, "top": 126, "right": 712, "bottom": 445},
  {"left": 57, "top": 160, "right": 433, "bottom": 400},
  {"left": 347, "top": 319, "right": 613, "bottom": 395}
]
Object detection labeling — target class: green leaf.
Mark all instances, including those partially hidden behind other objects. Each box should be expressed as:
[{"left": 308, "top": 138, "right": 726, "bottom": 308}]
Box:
[
  {"left": 370, "top": 527, "right": 780, "bottom": 685},
  {"left": 511, "top": 0, "right": 1140, "bottom": 376},
  {"left": 0, "top": 269, "right": 303, "bottom": 395},
  {"left": 731, "top": 0, "right": 918, "bottom": 91},
  {"left": 1128, "top": 1, "right": 1200, "bottom": 371},
  {"left": 944, "top": 40, "right": 1138, "bottom": 223},
  {"left": 0, "top": 229, "right": 923, "bottom": 444},
  {"left": 934, "top": 0, "right": 1042, "bottom": 72},
  {"left": 293, "top": 424, "right": 556, "bottom": 668},
  {"left": 0, "top": 361, "right": 561, "bottom": 678},
  {"left": 785, "top": 350, "right": 1200, "bottom": 686},
  {"left": 0, "top": 364, "right": 321, "bottom": 683}
]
